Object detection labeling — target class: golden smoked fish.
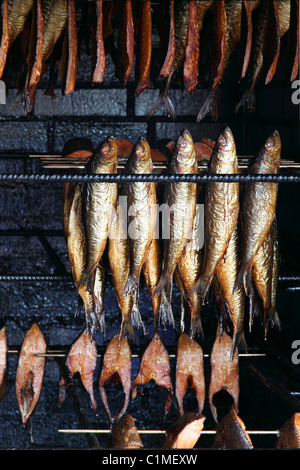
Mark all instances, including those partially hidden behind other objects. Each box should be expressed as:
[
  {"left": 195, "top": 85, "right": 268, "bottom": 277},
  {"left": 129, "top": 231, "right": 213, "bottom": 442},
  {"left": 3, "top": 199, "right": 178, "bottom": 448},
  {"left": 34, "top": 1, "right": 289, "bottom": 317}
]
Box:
[
  {"left": 155, "top": 129, "right": 198, "bottom": 327},
  {"left": 276, "top": 413, "right": 300, "bottom": 448},
  {"left": 175, "top": 332, "right": 205, "bottom": 416},
  {"left": 212, "top": 408, "right": 253, "bottom": 449},
  {"left": 122, "top": 137, "right": 158, "bottom": 334},
  {"left": 79, "top": 137, "right": 118, "bottom": 300},
  {"left": 99, "top": 333, "right": 132, "bottom": 423},
  {"left": 192, "top": 127, "right": 239, "bottom": 305},
  {"left": 163, "top": 412, "right": 206, "bottom": 449},
  {"left": 131, "top": 332, "right": 173, "bottom": 418},
  {"left": 208, "top": 327, "right": 239, "bottom": 424},
  {"left": 108, "top": 197, "right": 140, "bottom": 340},
  {"left": 58, "top": 329, "right": 98, "bottom": 414},
  {"left": 7, "top": 0, "right": 33, "bottom": 47},
  {"left": 233, "top": 130, "right": 281, "bottom": 296},
  {"left": 0, "top": 326, "right": 7, "bottom": 402},
  {"left": 16, "top": 322, "right": 46, "bottom": 426},
  {"left": 109, "top": 414, "right": 143, "bottom": 449}
]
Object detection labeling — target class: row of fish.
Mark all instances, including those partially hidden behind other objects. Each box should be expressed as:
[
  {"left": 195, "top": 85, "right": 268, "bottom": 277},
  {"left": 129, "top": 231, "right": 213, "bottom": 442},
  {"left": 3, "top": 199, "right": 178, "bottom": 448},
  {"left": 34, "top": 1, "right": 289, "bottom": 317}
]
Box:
[
  {"left": 0, "top": 1, "right": 298, "bottom": 118},
  {"left": 1, "top": 323, "right": 299, "bottom": 449},
  {"left": 64, "top": 126, "right": 281, "bottom": 363}
]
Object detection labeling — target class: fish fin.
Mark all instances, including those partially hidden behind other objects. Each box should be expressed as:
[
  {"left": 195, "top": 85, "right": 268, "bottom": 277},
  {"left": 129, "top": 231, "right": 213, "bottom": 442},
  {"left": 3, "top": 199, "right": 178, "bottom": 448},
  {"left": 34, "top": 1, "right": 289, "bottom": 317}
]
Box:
[
  {"left": 85, "top": 307, "right": 100, "bottom": 338},
  {"left": 189, "top": 276, "right": 211, "bottom": 306},
  {"left": 264, "top": 308, "right": 280, "bottom": 339},
  {"left": 235, "top": 88, "right": 256, "bottom": 114},
  {"left": 94, "top": 296, "right": 106, "bottom": 336},
  {"left": 189, "top": 316, "right": 204, "bottom": 340},
  {"left": 122, "top": 274, "right": 138, "bottom": 299},
  {"left": 147, "top": 90, "right": 176, "bottom": 120},
  {"left": 131, "top": 301, "right": 146, "bottom": 335},
  {"left": 158, "top": 290, "right": 174, "bottom": 330},
  {"left": 78, "top": 268, "right": 96, "bottom": 295},
  {"left": 232, "top": 265, "right": 249, "bottom": 295},
  {"left": 119, "top": 319, "right": 135, "bottom": 342},
  {"left": 230, "top": 330, "right": 247, "bottom": 361},
  {"left": 75, "top": 296, "right": 83, "bottom": 317},
  {"left": 196, "top": 91, "right": 217, "bottom": 123}
]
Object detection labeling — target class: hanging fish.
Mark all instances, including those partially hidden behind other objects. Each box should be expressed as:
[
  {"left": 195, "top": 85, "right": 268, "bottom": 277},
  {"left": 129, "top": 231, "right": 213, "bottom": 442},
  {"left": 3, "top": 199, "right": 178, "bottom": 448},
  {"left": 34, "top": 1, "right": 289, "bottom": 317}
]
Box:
[
  {"left": 239, "top": 0, "right": 261, "bottom": 80},
  {"left": 148, "top": 0, "right": 189, "bottom": 120},
  {"left": 212, "top": 408, "right": 253, "bottom": 449},
  {"left": 233, "top": 131, "right": 281, "bottom": 297},
  {"left": 79, "top": 136, "right": 118, "bottom": 303},
  {"left": 115, "top": 0, "right": 134, "bottom": 87},
  {"left": 208, "top": 327, "right": 239, "bottom": 424},
  {"left": 0, "top": 326, "right": 8, "bottom": 402},
  {"left": 285, "top": 0, "right": 299, "bottom": 82},
  {"left": 108, "top": 414, "right": 143, "bottom": 449},
  {"left": 131, "top": 332, "right": 173, "bottom": 418},
  {"left": 99, "top": 333, "right": 132, "bottom": 424},
  {"left": 154, "top": 129, "right": 198, "bottom": 328},
  {"left": 59, "top": 0, "right": 78, "bottom": 96},
  {"left": 15, "top": 322, "right": 46, "bottom": 427},
  {"left": 276, "top": 413, "right": 300, "bottom": 449},
  {"left": 58, "top": 329, "right": 98, "bottom": 415},
  {"left": 0, "top": 0, "right": 9, "bottom": 79},
  {"left": 163, "top": 412, "right": 206, "bottom": 449},
  {"left": 135, "top": 0, "right": 152, "bottom": 96},
  {"left": 191, "top": 127, "right": 239, "bottom": 306},
  {"left": 157, "top": 0, "right": 175, "bottom": 81},
  {"left": 91, "top": 0, "right": 105, "bottom": 85},
  {"left": 7, "top": 0, "right": 33, "bottom": 47},
  {"left": 175, "top": 332, "right": 205, "bottom": 416}
]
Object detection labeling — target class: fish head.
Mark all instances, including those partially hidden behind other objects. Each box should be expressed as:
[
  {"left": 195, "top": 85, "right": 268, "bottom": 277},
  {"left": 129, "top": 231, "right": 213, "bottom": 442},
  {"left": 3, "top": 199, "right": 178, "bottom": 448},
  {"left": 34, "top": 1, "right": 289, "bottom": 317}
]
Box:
[
  {"left": 212, "top": 126, "right": 237, "bottom": 169},
  {"left": 130, "top": 136, "right": 152, "bottom": 172},
  {"left": 262, "top": 130, "right": 281, "bottom": 166},
  {"left": 95, "top": 136, "right": 118, "bottom": 166},
  {"left": 173, "top": 129, "right": 196, "bottom": 168}
]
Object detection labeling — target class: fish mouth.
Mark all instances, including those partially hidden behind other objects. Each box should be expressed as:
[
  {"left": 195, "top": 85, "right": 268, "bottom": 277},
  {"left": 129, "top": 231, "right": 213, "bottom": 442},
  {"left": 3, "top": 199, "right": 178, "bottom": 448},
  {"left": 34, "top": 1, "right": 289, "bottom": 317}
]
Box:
[
  {"left": 214, "top": 126, "right": 236, "bottom": 161},
  {"left": 175, "top": 129, "right": 195, "bottom": 163},
  {"left": 134, "top": 136, "right": 150, "bottom": 160},
  {"left": 264, "top": 130, "right": 281, "bottom": 164},
  {"left": 98, "top": 136, "right": 118, "bottom": 163}
]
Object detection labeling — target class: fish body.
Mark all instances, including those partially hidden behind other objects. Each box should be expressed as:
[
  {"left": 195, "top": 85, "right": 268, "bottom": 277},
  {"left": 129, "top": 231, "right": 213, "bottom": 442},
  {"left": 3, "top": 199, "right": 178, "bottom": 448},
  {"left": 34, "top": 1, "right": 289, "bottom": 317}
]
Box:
[
  {"left": 286, "top": 0, "right": 299, "bottom": 82},
  {"left": 175, "top": 332, "right": 205, "bottom": 416},
  {"left": 7, "top": 0, "right": 33, "bottom": 47},
  {"left": 109, "top": 414, "right": 143, "bottom": 449},
  {"left": 58, "top": 329, "right": 98, "bottom": 414},
  {"left": 131, "top": 332, "right": 173, "bottom": 417},
  {"left": 59, "top": 0, "right": 78, "bottom": 96},
  {"left": 0, "top": 327, "right": 7, "bottom": 402},
  {"left": 192, "top": 127, "right": 239, "bottom": 305},
  {"left": 208, "top": 328, "right": 239, "bottom": 423},
  {"left": 155, "top": 129, "right": 198, "bottom": 327},
  {"left": 0, "top": 0, "right": 9, "bottom": 79},
  {"left": 234, "top": 130, "right": 281, "bottom": 296},
  {"left": 122, "top": 137, "right": 158, "bottom": 334},
  {"left": 92, "top": 0, "right": 105, "bottom": 85},
  {"left": 135, "top": 0, "right": 152, "bottom": 96},
  {"left": 212, "top": 408, "right": 253, "bottom": 449},
  {"left": 276, "top": 413, "right": 300, "bottom": 448},
  {"left": 183, "top": 0, "right": 200, "bottom": 94},
  {"left": 163, "top": 412, "right": 206, "bottom": 449},
  {"left": 15, "top": 322, "right": 46, "bottom": 426},
  {"left": 79, "top": 137, "right": 118, "bottom": 300},
  {"left": 40, "top": 0, "right": 68, "bottom": 63},
  {"left": 99, "top": 334, "right": 132, "bottom": 423},
  {"left": 115, "top": 0, "right": 134, "bottom": 87}
]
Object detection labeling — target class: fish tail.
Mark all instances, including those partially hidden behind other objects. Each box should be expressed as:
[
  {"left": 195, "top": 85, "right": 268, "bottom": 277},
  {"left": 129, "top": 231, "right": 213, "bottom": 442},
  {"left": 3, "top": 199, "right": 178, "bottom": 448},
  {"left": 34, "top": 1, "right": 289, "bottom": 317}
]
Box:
[
  {"left": 196, "top": 91, "right": 217, "bottom": 123},
  {"left": 94, "top": 295, "right": 106, "bottom": 335},
  {"left": 131, "top": 301, "right": 146, "bottom": 335},
  {"left": 75, "top": 296, "right": 83, "bottom": 317},
  {"left": 230, "top": 330, "right": 247, "bottom": 361},
  {"left": 119, "top": 319, "right": 135, "bottom": 342},
  {"left": 158, "top": 290, "right": 174, "bottom": 330},
  {"left": 147, "top": 89, "right": 176, "bottom": 120},
  {"left": 79, "top": 268, "right": 96, "bottom": 295},
  {"left": 189, "top": 316, "right": 204, "bottom": 340},
  {"left": 189, "top": 276, "right": 211, "bottom": 306},
  {"left": 232, "top": 265, "right": 250, "bottom": 295},
  {"left": 122, "top": 274, "right": 139, "bottom": 300},
  {"left": 264, "top": 307, "right": 281, "bottom": 339},
  {"left": 85, "top": 308, "right": 100, "bottom": 338},
  {"left": 235, "top": 88, "right": 256, "bottom": 114}
]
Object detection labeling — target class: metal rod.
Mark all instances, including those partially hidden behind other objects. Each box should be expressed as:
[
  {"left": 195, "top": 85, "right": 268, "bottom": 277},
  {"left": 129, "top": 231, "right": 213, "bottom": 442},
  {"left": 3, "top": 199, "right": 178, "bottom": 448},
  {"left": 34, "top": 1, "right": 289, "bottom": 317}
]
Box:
[
  {"left": 57, "top": 428, "right": 279, "bottom": 435},
  {"left": 0, "top": 173, "right": 300, "bottom": 183}
]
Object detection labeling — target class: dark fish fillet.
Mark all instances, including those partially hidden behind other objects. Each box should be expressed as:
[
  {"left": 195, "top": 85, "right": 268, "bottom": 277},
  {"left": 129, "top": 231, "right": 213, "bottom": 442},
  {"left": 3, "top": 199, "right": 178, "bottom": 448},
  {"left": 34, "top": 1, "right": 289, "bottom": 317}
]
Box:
[
  {"left": 108, "top": 414, "right": 143, "bottom": 449},
  {"left": 135, "top": 0, "right": 152, "bottom": 96},
  {"left": 212, "top": 408, "right": 253, "bottom": 449},
  {"left": 163, "top": 412, "right": 206, "bottom": 449},
  {"left": 276, "top": 413, "right": 300, "bottom": 448},
  {"left": 92, "top": 0, "right": 105, "bottom": 85}
]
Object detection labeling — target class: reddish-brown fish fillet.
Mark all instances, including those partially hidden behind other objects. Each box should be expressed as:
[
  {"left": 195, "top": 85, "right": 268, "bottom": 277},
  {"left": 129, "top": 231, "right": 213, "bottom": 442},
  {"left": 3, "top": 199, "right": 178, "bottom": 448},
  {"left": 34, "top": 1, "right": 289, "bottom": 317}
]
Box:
[
  {"left": 99, "top": 334, "right": 132, "bottom": 423},
  {"left": 286, "top": 0, "right": 299, "bottom": 82},
  {"left": 115, "top": 0, "right": 134, "bottom": 87},
  {"left": 159, "top": 0, "right": 175, "bottom": 79},
  {"left": 135, "top": 0, "right": 152, "bottom": 96},
  {"left": 15, "top": 322, "right": 46, "bottom": 426},
  {"left": 163, "top": 412, "right": 206, "bottom": 449},
  {"left": 92, "top": 0, "right": 105, "bottom": 85},
  {"left": 60, "top": 0, "right": 78, "bottom": 95},
  {"left": 0, "top": 0, "right": 9, "bottom": 79}
]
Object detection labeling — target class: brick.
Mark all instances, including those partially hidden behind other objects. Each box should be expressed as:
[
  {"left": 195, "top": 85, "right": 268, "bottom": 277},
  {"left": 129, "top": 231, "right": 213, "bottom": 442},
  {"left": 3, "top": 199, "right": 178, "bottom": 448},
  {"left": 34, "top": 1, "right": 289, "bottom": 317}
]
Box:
[{"left": 0, "top": 121, "right": 48, "bottom": 152}]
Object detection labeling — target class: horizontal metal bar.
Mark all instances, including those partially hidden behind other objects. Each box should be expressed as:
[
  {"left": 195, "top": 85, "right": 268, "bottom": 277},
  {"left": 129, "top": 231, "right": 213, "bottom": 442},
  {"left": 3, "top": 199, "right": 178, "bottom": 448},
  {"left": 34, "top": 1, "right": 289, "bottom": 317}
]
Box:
[
  {"left": 57, "top": 428, "right": 279, "bottom": 435},
  {"left": 0, "top": 173, "right": 300, "bottom": 183}
]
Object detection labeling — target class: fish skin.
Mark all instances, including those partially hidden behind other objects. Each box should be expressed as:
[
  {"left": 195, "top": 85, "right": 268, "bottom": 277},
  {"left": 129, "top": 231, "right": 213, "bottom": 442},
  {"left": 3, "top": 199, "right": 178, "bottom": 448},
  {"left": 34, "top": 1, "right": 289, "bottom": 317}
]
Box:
[
  {"left": 0, "top": 327, "right": 7, "bottom": 402},
  {"left": 177, "top": 206, "right": 204, "bottom": 338},
  {"left": 135, "top": 0, "right": 152, "bottom": 96},
  {"left": 59, "top": 0, "right": 78, "bottom": 96},
  {"left": 115, "top": 0, "right": 134, "bottom": 87},
  {"left": 276, "top": 413, "right": 300, "bottom": 449},
  {"left": 154, "top": 129, "right": 198, "bottom": 328},
  {"left": 131, "top": 331, "right": 173, "bottom": 418},
  {"left": 163, "top": 412, "right": 206, "bottom": 449},
  {"left": 215, "top": 219, "right": 246, "bottom": 358},
  {"left": 28, "top": 0, "right": 44, "bottom": 87},
  {"left": 79, "top": 136, "right": 118, "bottom": 301},
  {"left": 148, "top": 0, "right": 189, "bottom": 120},
  {"left": 233, "top": 130, "right": 281, "bottom": 296},
  {"left": 92, "top": 0, "right": 105, "bottom": 85},
  {"left": 212, "top": 408, "right": 253, "bottom": 449},
  {"left": 15, "top": 322, "right": 46, "bottom": 426},
  {"left": 175, "top": 332, "right": 205, "bottom": 416},
  {"left": 0, "top": 0, "right": 9, "bottom": 79},
  {"left": 58, "top": 329, "right": 98, "bottom": 414},
  {"left": 208, "top": 327, "right": 239, "bottom": 424},
  {"left": 99, "top": 333, "right": 132, "bottom": 424},
  {"left": 7, "top": 0, "right": 33, "bottom": 47},
  {"left": 286, "top": 0, "right": 299, "bottom": 82},
  {"left": 192, "top": 126, "right": 239, "bottom": 305},
  {"left": 108, "top": 196, "right": 139, "bottom": 341},
  {"left": 109, "top": 414, "right": 143, "bottom": 449},
  {"left": 121, "top": 137, "right": 158, "bottom": 334},
  {"left": 158, "top": 0, "right": 175, "bottom": 79}
]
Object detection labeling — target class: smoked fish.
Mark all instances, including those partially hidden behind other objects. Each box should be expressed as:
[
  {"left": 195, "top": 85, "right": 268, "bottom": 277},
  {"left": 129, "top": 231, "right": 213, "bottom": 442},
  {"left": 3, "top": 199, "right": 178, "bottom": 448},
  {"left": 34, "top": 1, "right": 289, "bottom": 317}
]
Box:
[
  {"left": 92, "top": 0, "right": 105, "bottom": 85},
  {"left": 286, "top": 0, "right": 299, "bottom": 82},
  {"left": 155, "top": 129, "right": 198, "bottom": 327},
  {"left": 175, "top": 332, "right": 205, "bottom": 416},
  {"left": 212, "top": 408, "right": 253, "bottom": 449},
  {"left": 58, "top": 328, "right": 98, "bottom": 414},
  {"left": 79, "top": 136, "right": 118, "bottom": 303},
  {"left": 276, "top": 413, "right": 300, "bottom": 449},
  {"left": 99, "top": 333, "right": 132, "bottom": 423},
  {"left": 135, "top": 0, "right": 152, "bottom": 96},
  {"left": 208, "top": 327, "right": 239, "bottom": 424},
  {"left": 0, "top": 326, "right": 7, "bottom": 402},
  {"left": 192, "top": 126, "right": 239, "bottom": 305},
  {"left": 131, "top": 332, "right": 173, "bottom": 418},
  {"left": 158, "top": 0, "right": 175, "bottom": 80},
  {"left": 0, "top": 0, "right": 9, "bottom": 79},
  {"left": 59, "top": 0, "right": 78, "bottom": 96},
  {"left": 233, "top": 130, "right": 281, "bottom": 296},
  {"left": 108, "top": 414, "right": 143, "bottom": 449},
  {"left": 16, "top": 322, "right": 46, "bottom": 426},
  {"left": 163, "top": 412, "right": 206, "bottom": 449},
  {"left": 148, "top": 0, "right": 189, "bottom": 120},
  {"left": 115, "top": 0, "right": 134, "bottom": 87},
  {"left": 7, "top": 0, "right": 33, "bottom": 47}
]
